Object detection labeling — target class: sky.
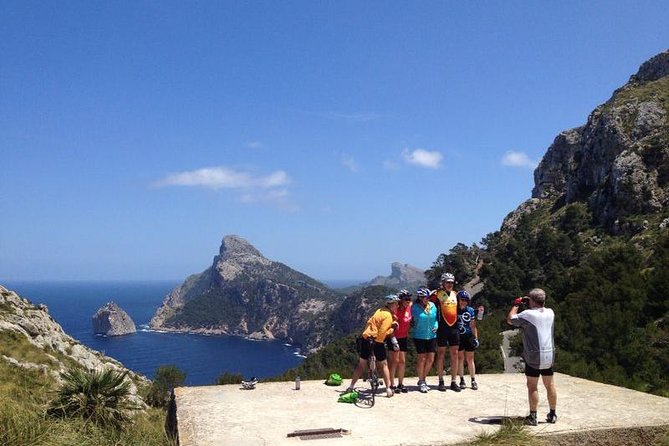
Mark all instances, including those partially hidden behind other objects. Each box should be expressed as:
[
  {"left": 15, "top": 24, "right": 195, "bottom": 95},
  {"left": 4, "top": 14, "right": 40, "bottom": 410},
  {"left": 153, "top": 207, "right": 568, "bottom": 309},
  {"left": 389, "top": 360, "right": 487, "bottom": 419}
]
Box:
[{"left": 1, "top": 1, "right": 668, "bottom": 283}]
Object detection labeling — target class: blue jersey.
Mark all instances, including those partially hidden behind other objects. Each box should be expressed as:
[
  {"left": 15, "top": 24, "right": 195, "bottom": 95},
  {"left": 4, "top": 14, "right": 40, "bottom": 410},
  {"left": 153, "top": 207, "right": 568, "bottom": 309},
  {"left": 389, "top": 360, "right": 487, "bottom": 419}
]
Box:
[
  {"left": 457, "top": 306, "right": 476, "bottom": 335},
  {"left": 411, "top": 301, "right": 438, "bottom": 340}
]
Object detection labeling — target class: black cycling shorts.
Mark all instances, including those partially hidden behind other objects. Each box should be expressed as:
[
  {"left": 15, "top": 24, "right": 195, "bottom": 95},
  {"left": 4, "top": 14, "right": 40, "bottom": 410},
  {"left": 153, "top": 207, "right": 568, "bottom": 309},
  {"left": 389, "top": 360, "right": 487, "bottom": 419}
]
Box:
[
  {"left": 524, "top": 364, "right": 554, "bottom": 377},
  {"left": 413, "top": 338, "right": 437, "bottom": 354},
  {"left": 437, "top": 323, "right": 460, "bottom": 347},
  {"left": 357, "top": 338, "right": 387, "bottom": 362},
  {"left": 458, "top": 334, "right": 476, "bottom": 352}
]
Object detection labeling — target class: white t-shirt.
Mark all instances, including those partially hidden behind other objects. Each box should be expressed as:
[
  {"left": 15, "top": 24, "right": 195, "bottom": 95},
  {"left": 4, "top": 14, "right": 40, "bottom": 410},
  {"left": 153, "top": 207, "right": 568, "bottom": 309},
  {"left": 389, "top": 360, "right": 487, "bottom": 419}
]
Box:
[{"left": 510, "top": 307, "right": 555, "bottom": 370}]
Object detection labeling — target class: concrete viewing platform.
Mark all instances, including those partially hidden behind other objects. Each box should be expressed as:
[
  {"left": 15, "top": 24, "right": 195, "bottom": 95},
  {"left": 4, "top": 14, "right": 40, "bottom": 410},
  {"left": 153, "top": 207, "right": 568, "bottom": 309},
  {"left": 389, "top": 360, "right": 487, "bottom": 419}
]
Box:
[{"left": 173, "top": 373, "right": 669, "bottom": 446}]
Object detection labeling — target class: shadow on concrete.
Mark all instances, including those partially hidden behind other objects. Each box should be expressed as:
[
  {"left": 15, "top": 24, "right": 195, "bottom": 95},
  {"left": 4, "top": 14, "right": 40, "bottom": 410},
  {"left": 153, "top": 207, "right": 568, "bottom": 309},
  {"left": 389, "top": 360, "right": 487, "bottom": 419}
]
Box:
[{"left": 468, "top": 416, "right": 527, "bottom": 425}]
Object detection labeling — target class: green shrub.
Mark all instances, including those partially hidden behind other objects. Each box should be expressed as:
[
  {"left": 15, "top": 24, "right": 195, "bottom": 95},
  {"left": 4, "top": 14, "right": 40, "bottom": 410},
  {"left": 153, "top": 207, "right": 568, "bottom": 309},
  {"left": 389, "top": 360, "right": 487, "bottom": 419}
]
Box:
[
  {"left": 216, "top": 372, "right": 243, "bottom": 385},
  {"left": 146, "top": 365, "right": 186, "bottom": 408},
  {"left": 48, "top": 367, "right": 138, "bottom": 430}
]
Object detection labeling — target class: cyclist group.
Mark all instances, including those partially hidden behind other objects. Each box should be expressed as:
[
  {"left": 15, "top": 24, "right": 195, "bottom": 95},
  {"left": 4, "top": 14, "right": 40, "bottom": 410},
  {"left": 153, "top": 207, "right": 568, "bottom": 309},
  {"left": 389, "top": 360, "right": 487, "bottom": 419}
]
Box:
[
  {"left": 344, "top": 273, "right": 558, "bottom": 426},
  {"left": 345, "top": 272, "right": 479, "bottom": 398}
]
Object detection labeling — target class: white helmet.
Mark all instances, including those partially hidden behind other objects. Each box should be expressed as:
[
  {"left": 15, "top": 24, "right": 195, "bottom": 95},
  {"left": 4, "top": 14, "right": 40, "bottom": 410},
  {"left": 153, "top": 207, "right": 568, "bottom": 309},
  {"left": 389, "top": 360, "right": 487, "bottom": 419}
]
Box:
[{"left": 440, "top": 272, "right": 455, "bottom": 283}]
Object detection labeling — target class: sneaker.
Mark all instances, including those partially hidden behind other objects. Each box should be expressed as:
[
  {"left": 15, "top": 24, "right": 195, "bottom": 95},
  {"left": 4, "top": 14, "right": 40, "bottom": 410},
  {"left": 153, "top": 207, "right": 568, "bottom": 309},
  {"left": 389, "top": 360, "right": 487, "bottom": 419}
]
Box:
[
  {"left": 546, "top": 412, "right": 557, "bottom": 423},
  {"left": 450, "top": 381, "right": 461, "bottom": 392},
  {"left": 437, "top": 381, "right": 446, "bottom": 392},
  {"left": 459, "top": 377, "right": 466, "bottom": 389},
  {"left": 390, "top": 385, "right": 396, "bottom": 392},
  {"left": 471, "top": 380, "right": 478, "bottom": 390},
  {"left": 386, "top": 388, "right": 394, "bottom": 398},
  {"left": 397, "top": 383, "right": 408, "bottom": 393},
  {"left": 524, "top": 414, "right": 538, "bottom": 426},
  {"left": 419, "top": 382, "right": 429, "bottom": 393}
]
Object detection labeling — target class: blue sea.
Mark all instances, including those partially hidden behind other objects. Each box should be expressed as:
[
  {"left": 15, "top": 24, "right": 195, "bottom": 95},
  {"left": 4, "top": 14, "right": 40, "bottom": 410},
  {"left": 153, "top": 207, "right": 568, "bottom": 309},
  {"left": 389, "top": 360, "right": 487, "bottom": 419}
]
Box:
[{"left": 3, "top": 281, "right": 306, "bottom": 385}]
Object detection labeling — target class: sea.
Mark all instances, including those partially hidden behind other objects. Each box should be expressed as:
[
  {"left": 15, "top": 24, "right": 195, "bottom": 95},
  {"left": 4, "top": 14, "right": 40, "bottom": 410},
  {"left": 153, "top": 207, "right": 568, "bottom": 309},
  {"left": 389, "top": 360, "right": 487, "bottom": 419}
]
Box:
[{"left": 3, "top": 280, "right": 318, "bottom": 386}]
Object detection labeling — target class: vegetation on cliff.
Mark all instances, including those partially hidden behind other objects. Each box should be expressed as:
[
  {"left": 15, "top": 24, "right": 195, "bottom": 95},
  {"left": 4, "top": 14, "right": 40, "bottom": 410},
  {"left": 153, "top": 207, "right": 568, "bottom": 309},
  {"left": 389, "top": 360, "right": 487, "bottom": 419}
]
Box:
[{"left": 0, "top": 337, "right": 173, "bottom": 446}]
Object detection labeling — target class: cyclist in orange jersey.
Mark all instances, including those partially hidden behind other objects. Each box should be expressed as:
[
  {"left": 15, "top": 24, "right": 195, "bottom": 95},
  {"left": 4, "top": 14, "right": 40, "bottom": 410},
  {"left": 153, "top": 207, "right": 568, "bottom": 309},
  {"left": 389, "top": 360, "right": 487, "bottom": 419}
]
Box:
[{"left": 429, "top": 272, "right": 461, "bottom": 392}]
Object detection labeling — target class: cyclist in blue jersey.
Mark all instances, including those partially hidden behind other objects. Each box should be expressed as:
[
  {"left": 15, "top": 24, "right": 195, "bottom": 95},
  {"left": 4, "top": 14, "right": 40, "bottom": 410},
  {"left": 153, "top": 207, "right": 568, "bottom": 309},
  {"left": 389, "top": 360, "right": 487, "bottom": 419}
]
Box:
[
  {"left": 455, "top": 290, "right": 479, "bottom": 390},
  {"left": 411, "top": 287, "right": 438, "bottom": 393}
]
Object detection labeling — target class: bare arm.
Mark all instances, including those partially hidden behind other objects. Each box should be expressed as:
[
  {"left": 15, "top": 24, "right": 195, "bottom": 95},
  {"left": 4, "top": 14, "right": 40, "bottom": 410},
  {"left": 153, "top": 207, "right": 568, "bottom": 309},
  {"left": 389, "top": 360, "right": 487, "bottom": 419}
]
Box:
[{"left": 506, "top": 304, "right": 520, "bottom": 326}]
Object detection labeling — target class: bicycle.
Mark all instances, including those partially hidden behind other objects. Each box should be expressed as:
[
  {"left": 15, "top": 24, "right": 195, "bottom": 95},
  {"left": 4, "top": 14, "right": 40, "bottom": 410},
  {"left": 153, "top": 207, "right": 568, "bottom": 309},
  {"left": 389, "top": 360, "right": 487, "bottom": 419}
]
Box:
[{"left": 365, "top": 339, "right": 380, "bottom": 407}]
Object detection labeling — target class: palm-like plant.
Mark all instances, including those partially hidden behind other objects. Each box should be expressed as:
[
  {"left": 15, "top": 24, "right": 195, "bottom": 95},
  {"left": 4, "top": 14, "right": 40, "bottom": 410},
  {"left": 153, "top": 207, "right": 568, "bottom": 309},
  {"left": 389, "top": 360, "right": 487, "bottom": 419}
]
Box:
[{"left": 48, "top": 367, "right": 138, "bottom": 430}]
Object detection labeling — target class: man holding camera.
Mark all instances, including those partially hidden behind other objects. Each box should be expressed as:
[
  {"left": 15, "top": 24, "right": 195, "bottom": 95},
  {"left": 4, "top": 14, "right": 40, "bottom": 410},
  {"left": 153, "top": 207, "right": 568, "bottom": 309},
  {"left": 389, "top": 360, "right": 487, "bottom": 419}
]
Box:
[{"left": 507, "top": 288, "right": 558, "bottom": 426}]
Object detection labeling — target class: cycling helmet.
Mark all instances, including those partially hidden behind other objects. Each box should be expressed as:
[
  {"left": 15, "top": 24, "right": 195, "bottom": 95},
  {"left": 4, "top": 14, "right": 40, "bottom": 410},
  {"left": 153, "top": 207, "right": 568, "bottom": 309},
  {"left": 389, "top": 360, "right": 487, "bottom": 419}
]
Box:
[
  {"left": 416, "top": 287, "right": 430, "bottom": 298},
  {"left": 440, "top": 272, "right": 455, "bottom": 283},
  {"left": 457, "top": 290, "right": 471, "bottom": 300},
  {"left": 384, "top": 294, "right": 400, "bottom": 304},
  {"left": 397, "top": 289, "right": 411, "bottom": 299}
]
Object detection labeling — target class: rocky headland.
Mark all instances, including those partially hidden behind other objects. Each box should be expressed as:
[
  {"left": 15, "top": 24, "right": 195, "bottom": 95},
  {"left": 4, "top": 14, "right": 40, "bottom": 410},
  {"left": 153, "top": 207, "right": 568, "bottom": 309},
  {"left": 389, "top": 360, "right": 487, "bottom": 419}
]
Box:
[
  {"left": 150, "top": 235, "right": 345, "bottom": 351},
  {"left": 92, "top": 301, "right": 136, "bottom": 336}
]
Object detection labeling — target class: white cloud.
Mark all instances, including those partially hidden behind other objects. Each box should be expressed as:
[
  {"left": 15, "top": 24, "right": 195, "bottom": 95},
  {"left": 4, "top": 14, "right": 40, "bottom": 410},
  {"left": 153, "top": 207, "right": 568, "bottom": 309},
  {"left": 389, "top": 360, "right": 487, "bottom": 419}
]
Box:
[
  {"left": 402, "top": 148, "right": 443, "bottom": 169},
  {"left": 153, "top": 166, "right": 297, "bottom": 211},
  {"left": 341, "top": 154, "right": 359, "bottom": 173},
  {"left": 153, "top": 166, "right": 290, "bottom": 190},
  {"left": 501, "top": 151, "right": 538, "bottom": 169}
]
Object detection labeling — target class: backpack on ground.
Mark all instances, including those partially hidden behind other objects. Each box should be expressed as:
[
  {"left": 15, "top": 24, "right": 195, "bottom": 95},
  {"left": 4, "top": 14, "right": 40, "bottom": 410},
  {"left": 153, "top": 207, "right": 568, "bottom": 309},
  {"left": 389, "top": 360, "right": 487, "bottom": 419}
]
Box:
[
  {"left": 337, "top": 391, "right": 358, "bottom": 403},
  {"left": 325, "top": 373, "right": 342, "bottom": 386}
]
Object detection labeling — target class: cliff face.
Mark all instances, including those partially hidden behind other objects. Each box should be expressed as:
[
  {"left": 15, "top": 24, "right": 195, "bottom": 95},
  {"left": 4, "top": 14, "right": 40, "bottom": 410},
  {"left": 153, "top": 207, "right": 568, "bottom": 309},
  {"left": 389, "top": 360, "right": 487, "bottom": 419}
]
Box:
[
  {"left": 0, "top": 285, "right": 147, "bottom": 391},
  {"left": 530, "top": 50, "right": 669, "bottom": 232},
  {"left": 92, "top": 302, "right": 136, "bottom": 336},
  {"left": 150, "top": 235, "right": 343, "bottom": 351}
]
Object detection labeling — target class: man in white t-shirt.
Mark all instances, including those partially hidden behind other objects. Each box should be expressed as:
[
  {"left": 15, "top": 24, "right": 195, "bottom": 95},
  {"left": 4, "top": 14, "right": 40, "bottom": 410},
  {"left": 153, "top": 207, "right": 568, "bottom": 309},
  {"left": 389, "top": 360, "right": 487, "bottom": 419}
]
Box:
[{"left": 507, "top": 288, "right": 558, "bottom": 426}]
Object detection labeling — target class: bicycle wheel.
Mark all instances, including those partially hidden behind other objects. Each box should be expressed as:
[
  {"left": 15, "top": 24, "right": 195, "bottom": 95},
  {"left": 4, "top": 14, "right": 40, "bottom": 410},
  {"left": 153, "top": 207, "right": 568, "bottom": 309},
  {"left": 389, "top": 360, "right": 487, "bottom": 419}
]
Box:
[{"left": 368, "top": 355, "right": 378, "bottom": 407}]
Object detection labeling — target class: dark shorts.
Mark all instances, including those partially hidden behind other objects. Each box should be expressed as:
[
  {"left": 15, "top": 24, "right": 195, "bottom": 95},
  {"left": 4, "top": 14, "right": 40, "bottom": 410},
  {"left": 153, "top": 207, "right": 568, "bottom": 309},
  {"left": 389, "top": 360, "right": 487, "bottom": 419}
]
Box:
[
  {"left": 525, "top": 364, "right": 554, "bottom": 377},
  {"left": 357, "top": 338, "right": 387, "bottom": 362},
  {"left": 385, "top": 337, "right": 409, "bottom": 352},
  {"left": 437, "top": 323, "right": 460, "bottom": 347},
  {"left": 413, "top": 338, "right": 437, "bottom": 354},
  {"left": 459, "top": 334, "right": 475, "bottom": 352}
]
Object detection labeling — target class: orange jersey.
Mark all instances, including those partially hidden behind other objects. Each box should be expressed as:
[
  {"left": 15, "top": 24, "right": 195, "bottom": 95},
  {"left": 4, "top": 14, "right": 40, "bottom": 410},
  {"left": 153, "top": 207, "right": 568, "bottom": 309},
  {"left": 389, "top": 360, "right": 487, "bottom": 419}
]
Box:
[{"left": 436, "top": 289, "right": 458, "bottom": 326}]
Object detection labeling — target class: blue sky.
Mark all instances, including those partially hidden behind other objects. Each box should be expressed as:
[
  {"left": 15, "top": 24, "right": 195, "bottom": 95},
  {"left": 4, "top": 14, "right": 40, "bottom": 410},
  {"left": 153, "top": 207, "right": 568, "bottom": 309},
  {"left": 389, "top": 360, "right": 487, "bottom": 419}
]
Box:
[{"left": 2, "top": 1, "right": 668, "bottom": 282}]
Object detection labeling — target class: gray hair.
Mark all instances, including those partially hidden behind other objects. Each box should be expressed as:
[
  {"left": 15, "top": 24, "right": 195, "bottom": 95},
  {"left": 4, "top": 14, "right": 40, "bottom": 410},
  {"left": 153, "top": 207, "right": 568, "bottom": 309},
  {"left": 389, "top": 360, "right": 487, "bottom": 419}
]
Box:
[{"left": 528, "top": 288, "right": 546, "bottom": 305}]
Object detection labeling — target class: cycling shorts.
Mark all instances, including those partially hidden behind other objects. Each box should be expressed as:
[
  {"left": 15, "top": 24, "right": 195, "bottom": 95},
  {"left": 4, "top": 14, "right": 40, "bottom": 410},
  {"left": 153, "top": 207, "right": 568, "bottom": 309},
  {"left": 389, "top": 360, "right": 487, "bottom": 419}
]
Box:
[
  {"left": 357, "top": 338, "right": 387, "bottom": 362},
  {"left": 413, "top": 338, "right": 437, "bottom": 354},
  {"left": 524, "top": 364, "right": 554, "bottom": 377}
]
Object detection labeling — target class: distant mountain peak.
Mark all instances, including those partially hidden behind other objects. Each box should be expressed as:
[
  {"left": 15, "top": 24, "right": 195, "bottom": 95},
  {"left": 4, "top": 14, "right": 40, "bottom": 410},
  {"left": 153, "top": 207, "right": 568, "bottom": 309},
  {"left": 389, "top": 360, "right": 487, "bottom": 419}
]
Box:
[
  {"left": 366, "top": 262, "right": 425, "bottom": 289},
  {"left": 214, "top": 235, "right": 271, "bottom": 281},
  {"left": 219, "top": 235, "right": 265, "bottom": 259}
]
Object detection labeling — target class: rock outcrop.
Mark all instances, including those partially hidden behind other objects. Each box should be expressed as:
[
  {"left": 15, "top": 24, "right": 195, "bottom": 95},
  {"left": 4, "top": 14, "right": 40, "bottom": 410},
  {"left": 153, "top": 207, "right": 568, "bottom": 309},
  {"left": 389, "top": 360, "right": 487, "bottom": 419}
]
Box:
[
  {"left": 150, "top": 235, "right": 343, "bottom": 351},
  {"left": 365, "top": 262, "right": 426, "bottom": 290},
  {"left": 92, "top": 302, "right": 136, "bottom": 336},
  {"left": 530, "top": 49, "right": 669, "bottom": 232}
]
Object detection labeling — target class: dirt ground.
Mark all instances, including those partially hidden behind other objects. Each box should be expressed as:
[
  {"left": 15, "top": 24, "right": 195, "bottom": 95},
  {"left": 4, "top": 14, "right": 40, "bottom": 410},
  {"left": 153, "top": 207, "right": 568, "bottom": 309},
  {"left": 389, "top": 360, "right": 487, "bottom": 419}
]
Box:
[{"left": 542, "top": 425, "right": 669, "bottom": 446}]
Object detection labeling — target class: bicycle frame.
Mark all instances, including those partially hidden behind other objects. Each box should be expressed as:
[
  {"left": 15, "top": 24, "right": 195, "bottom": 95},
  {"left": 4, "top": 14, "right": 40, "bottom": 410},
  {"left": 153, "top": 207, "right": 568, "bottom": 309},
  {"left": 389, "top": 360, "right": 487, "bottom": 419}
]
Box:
[{"left": 366, "top": 340, "right": 380, "bottom": 407}]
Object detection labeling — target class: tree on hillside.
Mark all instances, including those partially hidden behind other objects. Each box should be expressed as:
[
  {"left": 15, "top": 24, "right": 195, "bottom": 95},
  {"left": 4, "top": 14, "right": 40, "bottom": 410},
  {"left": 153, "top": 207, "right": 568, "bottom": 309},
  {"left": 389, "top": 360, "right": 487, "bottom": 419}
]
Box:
[
  {"left": 146, "top": 365, "right": 186, "bottom": 408},
  {"left": 425, "top": 243, "right": 481, "bottom": 288}
]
